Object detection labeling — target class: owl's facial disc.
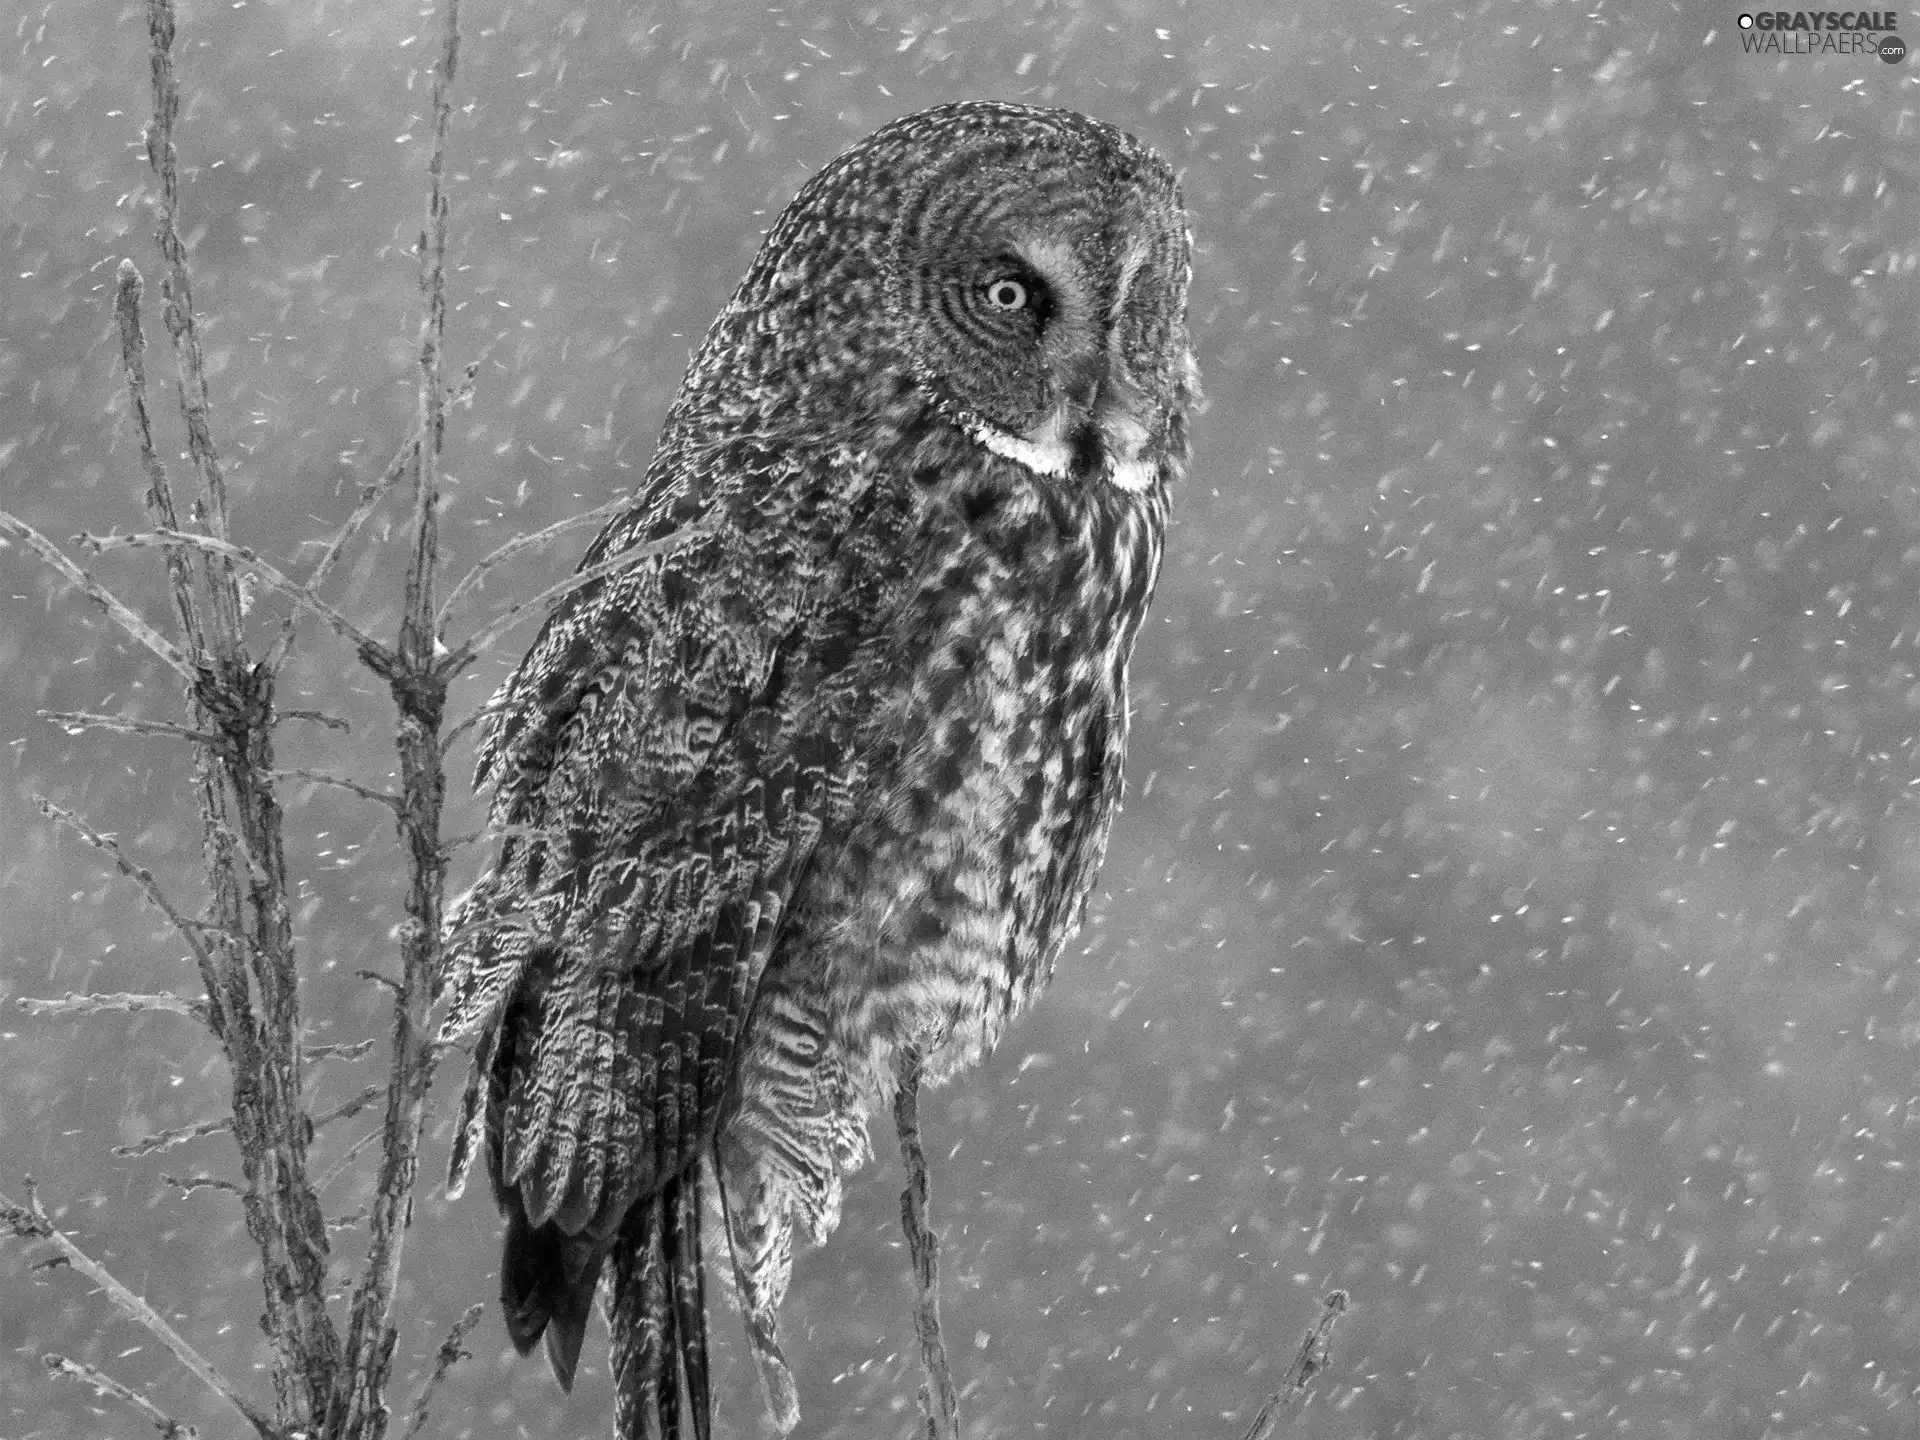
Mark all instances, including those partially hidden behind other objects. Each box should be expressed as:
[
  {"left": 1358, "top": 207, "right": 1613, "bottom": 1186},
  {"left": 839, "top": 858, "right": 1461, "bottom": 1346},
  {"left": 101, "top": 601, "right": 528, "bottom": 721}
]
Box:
[
  {"left": 876, "top": 108, "right": 1193, "bottom": 495},
  {"left": 957, "top": 230, "right": 1166, "bottom": 495}
]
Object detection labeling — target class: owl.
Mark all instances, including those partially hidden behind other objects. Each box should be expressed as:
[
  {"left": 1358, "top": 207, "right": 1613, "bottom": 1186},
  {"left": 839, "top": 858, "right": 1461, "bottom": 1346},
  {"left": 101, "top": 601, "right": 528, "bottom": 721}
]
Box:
[{"left": 439, "top": 100, "right": 1197, "bottom": 1439}]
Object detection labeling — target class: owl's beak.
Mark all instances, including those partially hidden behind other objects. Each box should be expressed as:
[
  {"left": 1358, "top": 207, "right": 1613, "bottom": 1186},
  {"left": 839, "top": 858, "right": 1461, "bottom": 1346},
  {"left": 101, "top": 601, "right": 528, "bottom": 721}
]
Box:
[{"left": 1058, "top": 348, "right": 1109, "bottom": 420}]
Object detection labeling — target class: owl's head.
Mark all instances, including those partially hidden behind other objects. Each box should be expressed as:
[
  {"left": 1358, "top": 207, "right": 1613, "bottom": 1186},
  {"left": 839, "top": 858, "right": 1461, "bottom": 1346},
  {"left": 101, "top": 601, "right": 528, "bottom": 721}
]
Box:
[{"left": 684, "top": 102, "right": 1197, "bottom": 497}]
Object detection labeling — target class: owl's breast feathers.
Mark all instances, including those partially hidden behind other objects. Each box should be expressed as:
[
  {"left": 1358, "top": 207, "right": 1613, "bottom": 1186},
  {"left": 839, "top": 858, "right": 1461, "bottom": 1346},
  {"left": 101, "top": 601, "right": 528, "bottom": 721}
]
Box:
[
  {"left": 810, "top": 409, "right": 1168, "bottom": 1087},
  {"left": 442, "top": 396, "right": 1157, "bottom": 1167}
]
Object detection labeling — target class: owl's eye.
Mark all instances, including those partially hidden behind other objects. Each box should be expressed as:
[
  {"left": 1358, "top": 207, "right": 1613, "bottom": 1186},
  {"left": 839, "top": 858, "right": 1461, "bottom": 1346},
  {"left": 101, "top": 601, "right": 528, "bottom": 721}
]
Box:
[{"left": 984, "top": 277, "right": 1030, "bottom": 311}]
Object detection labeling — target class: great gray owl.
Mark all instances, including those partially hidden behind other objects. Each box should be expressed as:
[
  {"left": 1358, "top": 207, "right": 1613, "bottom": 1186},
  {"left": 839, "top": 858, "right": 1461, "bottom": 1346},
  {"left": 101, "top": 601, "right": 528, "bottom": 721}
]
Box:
[{"left": 439, "top": 99, "right": 1197, "bottom": 1439}]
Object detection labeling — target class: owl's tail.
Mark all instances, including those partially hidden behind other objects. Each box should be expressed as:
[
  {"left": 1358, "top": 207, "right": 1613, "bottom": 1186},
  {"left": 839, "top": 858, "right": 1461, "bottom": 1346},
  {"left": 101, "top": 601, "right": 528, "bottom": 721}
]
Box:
[
  {"left": 608, "top": 1176, "right": 712, "bottom": 1440},
  {"left": 499, "top": 1204, "right": 603, "bottom": 1389}
]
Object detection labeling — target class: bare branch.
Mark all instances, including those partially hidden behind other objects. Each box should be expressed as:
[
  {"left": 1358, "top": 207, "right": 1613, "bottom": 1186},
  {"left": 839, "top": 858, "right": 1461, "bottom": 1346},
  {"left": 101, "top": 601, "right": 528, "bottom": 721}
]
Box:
[
  {"left": 113, "top": 1079, "right": 391, "bottom": 1163},
  {"left": 33, "top": 798, "right": 223, "bottom": 1009},
  {"left": 894, "top": 1048, "right": 961, "bottom": 1440},
  {"left": 267, "top": 429, "right": 418, "bottom": 674},
  {"left": 306, "top": 433, "right": 418, "bottom": 589},
  {"left": 114, "top": 1113, "right": 232, "bottom": 1159},
  {"left": 306, "top": 1038, "right": 379, "bottom": 1063},
  {"left": 0, "top": 510, "right": 196, "bottom": 681},
  {"left": 203, "top": 811, "right": 272, "bottom": 889},
  {"left": 274, "top": 767, "right": 401, "bottom": 812},
  {"left": 44, "top": 1353, "right": 200, "bottom": 1440},
  {"left": 439, "top": 697, "right": 502, "bottom": 756},
  {"left": 16, "top": 991, "right": 208, "bottom": 1023},
  {"left": 312, "top": 1083, "right": 387, "bottom": 1134},
  {"left": 270, "top": 350, "right": 488, "bottom": 675},
  {"left": 142, "top": 0, "right": 246, "bottom": 658},
  {"left": 114, "top": 258, "right": 205, "bottom": 660},
  {"left": 160, "top": 1173, "right": 243, "bottom": 1199},
  {"left": 40, "top": 709, "right": 216, "bottom": 745},
  {"left": 280, "top": 708, "right": 352, "bottom": 733},
  {"left": 399, "top": 1303, "right": 487, "bottom": 1440},
  {"left": 1280, "top": 1288, "right": 1348, "bottom": 1394},
  {"left": 315, "top": 1127, "right": 385, "bottom": 1196},
  {"left": 1239, "top": 1289, "right": 1350, "bottom": 1440},
  {"left": 143, "top": 15, "right": 345, "bottom": 1410},
  {"left": 346, "top": 27, "right": 467, "bottom": 1397},
  {"left": 436, "top": 495, "right": 627, "bottom": 623},
  {"left": 397, "top": 0, "right": 458, "bottom": 674},
  {"left": 2, "top": 1181, "right": 274, "bottom": 1438},
  {"left": 77, "top": 528, "right": 390, "bottom": 664},
  {"left": 438, "top": 521, "right": 716, "bottom": 679}
]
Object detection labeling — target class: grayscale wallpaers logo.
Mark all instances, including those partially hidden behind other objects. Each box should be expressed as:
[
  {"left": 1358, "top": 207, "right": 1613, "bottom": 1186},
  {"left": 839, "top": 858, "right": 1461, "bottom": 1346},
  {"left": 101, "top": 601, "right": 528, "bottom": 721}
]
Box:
[{"left": 1736, "top": 10, "right": 1907, "bottom": 60}]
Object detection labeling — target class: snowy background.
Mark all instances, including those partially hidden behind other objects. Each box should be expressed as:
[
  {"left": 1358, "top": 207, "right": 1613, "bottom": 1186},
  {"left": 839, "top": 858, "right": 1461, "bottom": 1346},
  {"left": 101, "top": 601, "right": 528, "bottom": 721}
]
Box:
[{"left": 6, "top": 1, "right": 1920, "bottom": 1436}]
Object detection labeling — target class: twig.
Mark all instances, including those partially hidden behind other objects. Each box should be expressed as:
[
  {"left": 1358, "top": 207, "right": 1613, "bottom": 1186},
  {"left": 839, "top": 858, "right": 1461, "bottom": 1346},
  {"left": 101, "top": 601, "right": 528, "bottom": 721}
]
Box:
[
  {"left": 274, "top": 767, "right": 401, "bottom": 811},
  {"left": 2, "top": 1181, "right": 274, "bottom": 1438},
  {"left": 78, "top": 528, "right": 389, "bottom": 663},
  {"left": 302, "top": 432, "right": 418, "bottom": 593},
  {"left": 114, "top": 1113, "right": 232, "bottom": 1159},
  {"left": 1280, "top": 1288, "right": 1348, "bottom": 1392},
  {"left": 399, "top": 1303, "right": 487, "bottom": 1440},
  {"left": 895, "top": 1048, "right": 961, "bottom": 1440},
  {"left": 0, "top": 510, "right": 196, "bottom": 681},
  {"left": 115, "top": 258, "right": 204, "bottom": 659},
  {"left": 315, "top": 1126, "right": 385, "bottom": 1196},
  {"left": 1238, "top": 1289, "right": 1350, "bottom": 1440},
  {"left": 280, "top": 708, "right": 352, "bottom": 732},
  {"left": 44, "top": 1354, "right": 200, "bottom": 1440},
  {"left": 270, "top": 351, "right": 488, "bottom": 675},
  {"left": 342, "top": 24, "right": 465, "bottom": 1371},
  {"left": 39, "top": 709, "right": 216, "bottom": 745},
  {"left": 33, "top": 798, "right": 222, "bottom": 1002},
  {"left": 436, "top": 521, "right": 715, "bottom": 679},
  {"left": 435, "top": 495, "right": 627, "bottom": 623},
  {"left": 160, "top": 1173, "right": 243, "bottom": 1199},
  {"left": 267, "top": 428, "right": 418, "bottom": 674},
  {"left": 143, "top": 0, "right": 246, "bottom": 657},
  {"left": 203, "top": 811, "right": 272, "bottom": 888},
  {"left": 16, "top": 991, "right": 208, "bottom": 1022},
  {"left": 306, "top": 1038, "right": 379, "bottom": 1063},
  {"left": 438, "top": 697, "right": 503, "bottom": 756},
  {"left": 312, "top": 1083, "right": 387, "bottom": 1134},
  {"left": 113, "top": 1081, "right": 389, "bottom": 1161},
  {"left": 399, "top": 0, "right": 456, "bottom": 674}
]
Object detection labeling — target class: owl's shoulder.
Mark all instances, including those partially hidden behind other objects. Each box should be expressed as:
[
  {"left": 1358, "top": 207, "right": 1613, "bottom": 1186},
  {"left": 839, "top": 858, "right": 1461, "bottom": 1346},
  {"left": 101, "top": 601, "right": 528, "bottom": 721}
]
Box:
[{"left": 474, "top": 427, "right": 948, "bottom": 817}]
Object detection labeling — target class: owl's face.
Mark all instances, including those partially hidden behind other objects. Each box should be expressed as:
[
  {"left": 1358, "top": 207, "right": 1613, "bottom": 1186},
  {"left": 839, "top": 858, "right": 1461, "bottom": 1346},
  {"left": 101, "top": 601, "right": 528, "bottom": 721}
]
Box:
[
  {"left": 677, "top": 102, "right": 1196, "bottom": 497},
  {"left": 883, "top": 105, "right": 1196, "bottom": 495}
]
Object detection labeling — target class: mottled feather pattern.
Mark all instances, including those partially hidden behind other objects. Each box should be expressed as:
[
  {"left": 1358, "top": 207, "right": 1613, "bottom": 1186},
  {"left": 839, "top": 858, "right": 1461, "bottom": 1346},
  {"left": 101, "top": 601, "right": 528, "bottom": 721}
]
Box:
[{"left": 439, "top": 100, "right": 1196, "bottom": 1436}]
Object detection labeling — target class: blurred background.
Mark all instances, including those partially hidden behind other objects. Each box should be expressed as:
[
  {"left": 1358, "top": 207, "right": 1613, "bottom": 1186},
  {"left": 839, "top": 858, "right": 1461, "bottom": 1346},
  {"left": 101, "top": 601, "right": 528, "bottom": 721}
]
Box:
[{"left": 6, "top": 1, "right": 1920, "bottom": 1435}]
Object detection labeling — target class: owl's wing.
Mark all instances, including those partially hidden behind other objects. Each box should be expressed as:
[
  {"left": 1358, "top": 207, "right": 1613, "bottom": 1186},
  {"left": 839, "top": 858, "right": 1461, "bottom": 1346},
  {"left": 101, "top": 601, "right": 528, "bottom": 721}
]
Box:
[{"left": 441, "top": 434, "right": 895, "bottom": 1257}]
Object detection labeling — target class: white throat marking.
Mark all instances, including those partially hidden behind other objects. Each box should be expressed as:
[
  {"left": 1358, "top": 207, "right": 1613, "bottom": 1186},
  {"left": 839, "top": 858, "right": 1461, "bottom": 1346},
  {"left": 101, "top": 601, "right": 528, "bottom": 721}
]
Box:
[
  {"left": 963, "top": 417, "right": 1072, "bottom": 479},
  {"left": 964, "top": 408, "right": 1158, "bottom": 494}
]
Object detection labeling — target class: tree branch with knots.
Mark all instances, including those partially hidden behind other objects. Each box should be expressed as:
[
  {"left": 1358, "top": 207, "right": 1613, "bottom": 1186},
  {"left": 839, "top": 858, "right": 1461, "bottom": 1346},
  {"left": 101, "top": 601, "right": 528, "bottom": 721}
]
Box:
[{"left": 0, "top": 0, "right": 484, "bottom": 1433}]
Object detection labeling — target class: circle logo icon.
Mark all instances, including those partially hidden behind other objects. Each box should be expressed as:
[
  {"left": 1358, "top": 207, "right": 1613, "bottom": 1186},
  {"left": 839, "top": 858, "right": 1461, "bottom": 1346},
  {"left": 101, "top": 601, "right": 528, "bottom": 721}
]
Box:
[
  {"left": 1881, "top": 34, "right": 1908, "bottom": 62},
  {"left": 1737, "top": 12, "right": 1754, "bottom": 26}
]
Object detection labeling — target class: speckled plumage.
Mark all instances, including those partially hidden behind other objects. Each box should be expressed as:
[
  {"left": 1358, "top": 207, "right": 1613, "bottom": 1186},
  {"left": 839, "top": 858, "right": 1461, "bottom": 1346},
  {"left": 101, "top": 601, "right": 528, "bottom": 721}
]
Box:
[{"left": 439, "top": 100, "right": 1197, "bottom": 1438}]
